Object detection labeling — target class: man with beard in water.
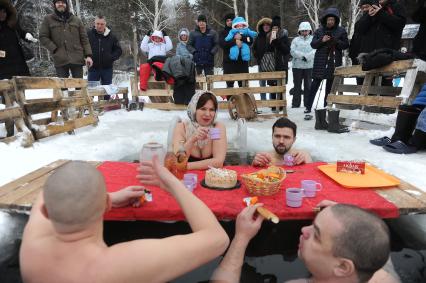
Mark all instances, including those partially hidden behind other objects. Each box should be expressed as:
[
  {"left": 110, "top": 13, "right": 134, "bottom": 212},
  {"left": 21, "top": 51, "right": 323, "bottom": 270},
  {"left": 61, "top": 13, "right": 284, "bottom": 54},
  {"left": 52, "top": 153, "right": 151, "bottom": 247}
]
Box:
[{"left": 252, "top": 117, "right": 312, "bottom": 166}]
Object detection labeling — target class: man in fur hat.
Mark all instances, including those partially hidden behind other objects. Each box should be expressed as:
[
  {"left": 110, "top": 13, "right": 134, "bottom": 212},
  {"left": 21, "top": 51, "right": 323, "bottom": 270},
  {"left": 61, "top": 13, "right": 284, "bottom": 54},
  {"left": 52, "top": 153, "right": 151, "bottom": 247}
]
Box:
[{"left": 40, "top": 0, "right": 93, "bottom": 78}]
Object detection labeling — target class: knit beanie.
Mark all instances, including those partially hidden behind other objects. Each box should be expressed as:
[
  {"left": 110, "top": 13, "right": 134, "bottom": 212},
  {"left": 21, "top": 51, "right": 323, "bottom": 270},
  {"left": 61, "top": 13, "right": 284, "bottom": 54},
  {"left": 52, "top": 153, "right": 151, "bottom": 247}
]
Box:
[
  {"left": 53, "top": 0, "right": 68, "bottom": 4},
  {"left": 271, "top": 16, "right": 281, "bottom": 28},
  {"left": 197, "top": 14, "right": 207, "bottom": 22}
]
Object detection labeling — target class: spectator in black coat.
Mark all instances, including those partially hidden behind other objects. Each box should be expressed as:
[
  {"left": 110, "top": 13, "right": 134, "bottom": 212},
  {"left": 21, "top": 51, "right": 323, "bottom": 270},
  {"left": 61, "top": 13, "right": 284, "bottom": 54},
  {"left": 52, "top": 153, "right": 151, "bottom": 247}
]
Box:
[
  {"left": 357, "top": 0, "right": 406, "bottom": 54},
  {"left": 219, "top": 13, "right": 251, "bottom": 90},
  {"left": 267, "top": 16, "right": 290, "bottom": 112},
  {"left": 412, "top": 0, "right": 426, "bottom": 61},
  {"left": 0, "top": 0, "right": 35, "bottom": 138},
  {"left": 253, "top": 17, "right": 272, "bottom": 100},
  {"left": 0, "top": 0, "right": 31, "bottom": 80},
  {"left": 305, "top": 7, "right": 349, "bottom": 113},
  {"left": 349, "top": 1, "right": 376, "bottom": 65},
  {"left": 87, "top": 15, "right": 122, "bottom": 98}
]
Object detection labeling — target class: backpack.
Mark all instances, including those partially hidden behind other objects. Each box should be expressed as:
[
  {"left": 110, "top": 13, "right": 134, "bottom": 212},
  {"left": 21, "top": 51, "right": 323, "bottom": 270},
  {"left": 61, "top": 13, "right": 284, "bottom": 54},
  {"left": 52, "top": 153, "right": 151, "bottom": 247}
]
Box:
[{"left": 228, "top": 93, "right": 258, "bottom": 120}]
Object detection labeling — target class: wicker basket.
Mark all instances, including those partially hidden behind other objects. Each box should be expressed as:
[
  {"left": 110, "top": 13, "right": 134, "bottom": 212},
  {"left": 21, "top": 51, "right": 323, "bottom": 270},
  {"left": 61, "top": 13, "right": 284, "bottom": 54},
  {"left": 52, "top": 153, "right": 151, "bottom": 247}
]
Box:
[{"left": 241, "top": 166, "right": 286, "bottom": 196}]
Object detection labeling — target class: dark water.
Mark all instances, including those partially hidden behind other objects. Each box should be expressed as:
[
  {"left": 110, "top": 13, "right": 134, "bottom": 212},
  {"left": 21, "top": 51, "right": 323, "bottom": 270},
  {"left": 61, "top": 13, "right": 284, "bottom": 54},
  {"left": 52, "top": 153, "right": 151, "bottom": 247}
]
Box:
[{"left": 1, "top": 152, "right": 425, "bottom": 283}]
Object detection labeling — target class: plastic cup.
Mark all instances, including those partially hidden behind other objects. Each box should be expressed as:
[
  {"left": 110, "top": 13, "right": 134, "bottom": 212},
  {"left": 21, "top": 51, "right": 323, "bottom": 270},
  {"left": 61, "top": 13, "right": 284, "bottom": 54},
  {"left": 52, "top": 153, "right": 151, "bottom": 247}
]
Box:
[
  {"left": 183, "top": 173, "right": 198, "bottom": 184},
  {"left": 286, "top": 188, "right": 303, "bottom": 208},
  {"left": 301, "top": 180, "right": 322, "bottom": 198},
  {"left": 209, "top": 128, "right": 221, "bottom": 140},
  {"left": 283, "top": 154, "right": 295, "bottom": 166},
  {"left": 183, "top": 179, "right": 195, "bottom": 192}
]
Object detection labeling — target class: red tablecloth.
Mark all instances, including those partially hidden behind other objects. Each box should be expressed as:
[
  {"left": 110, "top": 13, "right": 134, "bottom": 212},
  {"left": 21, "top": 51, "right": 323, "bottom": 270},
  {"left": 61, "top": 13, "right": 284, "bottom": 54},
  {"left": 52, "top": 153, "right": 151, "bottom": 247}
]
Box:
[{"left": 100, "top": 161, "right": 399, "bottom": 221}]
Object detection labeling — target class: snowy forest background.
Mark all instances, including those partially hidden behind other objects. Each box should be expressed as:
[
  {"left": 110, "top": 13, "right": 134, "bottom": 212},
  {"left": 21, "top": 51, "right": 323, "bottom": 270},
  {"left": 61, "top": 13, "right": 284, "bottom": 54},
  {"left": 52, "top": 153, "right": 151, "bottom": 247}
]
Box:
[{"left": 10, "top": 0, "right": 424, "bottom": 76}]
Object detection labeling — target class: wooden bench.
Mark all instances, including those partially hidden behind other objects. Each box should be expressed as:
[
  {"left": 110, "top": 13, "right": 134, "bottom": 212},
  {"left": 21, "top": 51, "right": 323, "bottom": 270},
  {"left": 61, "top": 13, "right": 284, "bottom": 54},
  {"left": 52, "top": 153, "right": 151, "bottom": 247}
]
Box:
[
  {"left": 0, "top": 80, "right": 34, "bottom": 147},
  {"left": 328, "top": 59, "right": 426, "bottom": 112},
  {"left": 13, "top": 77, "right": 98, "bottom": 140},
  {"left": 1, "top": 160, "right": 426, "bottom": 216}
]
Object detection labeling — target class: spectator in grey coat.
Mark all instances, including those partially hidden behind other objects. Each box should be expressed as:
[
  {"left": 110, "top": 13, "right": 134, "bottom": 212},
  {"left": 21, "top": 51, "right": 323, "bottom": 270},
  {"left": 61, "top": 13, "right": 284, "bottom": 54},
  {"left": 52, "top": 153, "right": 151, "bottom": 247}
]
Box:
[{"left": 176, "top": 28, "right": 193, "bottom": 59}]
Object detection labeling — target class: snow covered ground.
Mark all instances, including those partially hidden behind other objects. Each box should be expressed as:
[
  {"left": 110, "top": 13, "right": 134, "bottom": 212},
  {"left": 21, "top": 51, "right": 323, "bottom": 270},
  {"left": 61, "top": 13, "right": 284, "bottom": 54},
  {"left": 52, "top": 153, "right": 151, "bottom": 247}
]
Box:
[{"left": 1, "top": 67, "right": 425, "bottom": 192}]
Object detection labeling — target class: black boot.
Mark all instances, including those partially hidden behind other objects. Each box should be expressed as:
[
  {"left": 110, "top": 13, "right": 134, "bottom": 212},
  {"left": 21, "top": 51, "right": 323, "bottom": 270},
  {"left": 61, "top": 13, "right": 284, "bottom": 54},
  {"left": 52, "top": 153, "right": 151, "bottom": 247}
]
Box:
[
  {"left": 315, "top": 109, "right": 328, "bottom": 130},
  {"left": 410, "top": 129, "right": 426, "bottom": 150},
  {"left": 327, "top": 109, "right": 349, "bottom": 133},
  {"left": 391, "top": 105, "right": 422, "bottom": 143}
]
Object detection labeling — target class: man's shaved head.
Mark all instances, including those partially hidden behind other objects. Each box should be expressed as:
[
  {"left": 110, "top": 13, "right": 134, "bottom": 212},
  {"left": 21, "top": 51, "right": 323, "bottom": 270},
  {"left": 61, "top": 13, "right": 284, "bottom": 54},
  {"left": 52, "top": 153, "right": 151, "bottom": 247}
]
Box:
[
  {"left": 43, "top": 161, "right": 107, "bottom": 233},
  {"left": 330, "top": 204, "right": 390, "bottom": 282}
]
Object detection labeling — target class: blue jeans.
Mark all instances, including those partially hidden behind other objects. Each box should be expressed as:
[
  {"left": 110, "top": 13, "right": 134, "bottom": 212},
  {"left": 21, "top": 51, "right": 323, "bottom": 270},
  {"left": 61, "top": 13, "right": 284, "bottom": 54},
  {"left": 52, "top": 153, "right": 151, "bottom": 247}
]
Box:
[
  {"left": 88, "top": 68, "right": 113, "bottom": 100},
  {"left": 88, "top": 67, "right": 113, "bottom": 85}
]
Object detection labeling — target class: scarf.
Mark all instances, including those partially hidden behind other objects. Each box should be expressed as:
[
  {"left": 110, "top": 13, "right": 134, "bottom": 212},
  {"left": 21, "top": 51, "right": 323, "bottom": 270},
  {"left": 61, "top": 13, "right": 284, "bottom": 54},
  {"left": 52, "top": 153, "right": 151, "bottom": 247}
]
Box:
[{"left": 185, "top": 90, "right": 218, "bottom": 149}]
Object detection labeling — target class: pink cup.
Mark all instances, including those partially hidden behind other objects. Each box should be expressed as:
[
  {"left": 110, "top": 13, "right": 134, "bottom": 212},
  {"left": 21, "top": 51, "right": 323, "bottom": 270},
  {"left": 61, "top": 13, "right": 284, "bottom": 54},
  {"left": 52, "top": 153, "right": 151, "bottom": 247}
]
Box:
[
  {"left": 183, "top": 173, "right": 198, "bottom": 184},
  {"left": 301, "top": 180, "right": 322, "bottom": 198},
  {"left": 209, "top": 128, "right": 221, "bottom": 140},
  {"left": 183, "top": 179, "right": 195, "bottom": 192},
  {"left": 286, "top": 188, "right": 303, "bottom": 208}
]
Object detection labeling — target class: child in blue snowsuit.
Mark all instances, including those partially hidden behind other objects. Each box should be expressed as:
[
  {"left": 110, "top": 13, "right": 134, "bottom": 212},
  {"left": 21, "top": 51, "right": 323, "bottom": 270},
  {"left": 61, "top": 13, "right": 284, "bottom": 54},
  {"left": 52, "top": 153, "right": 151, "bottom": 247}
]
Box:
[{"left": 225, "top": 17, "right": 257, "bottom": 62}]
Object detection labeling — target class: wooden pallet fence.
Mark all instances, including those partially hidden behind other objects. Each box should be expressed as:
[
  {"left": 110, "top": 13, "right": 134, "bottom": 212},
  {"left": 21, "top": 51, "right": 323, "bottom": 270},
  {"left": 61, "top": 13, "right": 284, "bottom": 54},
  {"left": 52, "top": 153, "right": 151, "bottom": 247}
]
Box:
[
  {"left": 142, "top": 71, "right": 287, "bottom": 118},
  {"left": 0, "top": 80, "right": 34, "bottom": 147},
  {"left": 328, "top": 59, "right": 426, "bottom": 110},
  {"left": 81, "top": 86, "right": 130, "bottom": 111},
  {"left": 13, "top": 76, "right": 98, "bottom": 140},
  {"left": 206, "top": 71, "right": 287, "bottom": 118}
]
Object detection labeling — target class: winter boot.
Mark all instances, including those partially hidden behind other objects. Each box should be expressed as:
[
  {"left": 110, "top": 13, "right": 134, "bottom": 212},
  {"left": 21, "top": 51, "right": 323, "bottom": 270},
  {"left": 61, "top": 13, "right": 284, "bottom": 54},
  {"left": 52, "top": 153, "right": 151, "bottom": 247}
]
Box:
[
  {"left": 315, "top": 109, "right": 328, "bottom": 130},
  {"left": 410, "top": 129, "right": 426, "bottom": 150},
  {"left": 327, "top": 109, "right": 349, "bottom": 133},
  {"left": 391, "top": 105, "right": 422, "bottom": 143}
]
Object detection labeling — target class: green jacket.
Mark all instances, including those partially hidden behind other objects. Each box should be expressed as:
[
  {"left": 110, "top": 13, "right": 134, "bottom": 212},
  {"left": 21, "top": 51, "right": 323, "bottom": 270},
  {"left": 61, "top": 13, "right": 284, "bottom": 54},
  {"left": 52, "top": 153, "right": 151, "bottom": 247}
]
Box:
[{"left": 39, "top": 14, "right": 92, "bottom": 67}]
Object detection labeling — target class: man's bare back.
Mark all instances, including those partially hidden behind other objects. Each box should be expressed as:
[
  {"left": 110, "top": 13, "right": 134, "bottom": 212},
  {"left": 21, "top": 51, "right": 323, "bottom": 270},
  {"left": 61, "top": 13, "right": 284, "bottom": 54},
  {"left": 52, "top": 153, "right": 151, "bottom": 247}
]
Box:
[{"left": 20, "top": 160, "right": 229, "bottom": 283}]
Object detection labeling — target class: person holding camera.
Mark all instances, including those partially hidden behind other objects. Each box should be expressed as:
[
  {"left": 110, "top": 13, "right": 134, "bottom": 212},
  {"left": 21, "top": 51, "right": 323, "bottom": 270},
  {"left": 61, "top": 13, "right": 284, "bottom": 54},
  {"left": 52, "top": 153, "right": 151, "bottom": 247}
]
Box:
[{"left": 305, "top": 7, "right": 349, "bottom": 115}]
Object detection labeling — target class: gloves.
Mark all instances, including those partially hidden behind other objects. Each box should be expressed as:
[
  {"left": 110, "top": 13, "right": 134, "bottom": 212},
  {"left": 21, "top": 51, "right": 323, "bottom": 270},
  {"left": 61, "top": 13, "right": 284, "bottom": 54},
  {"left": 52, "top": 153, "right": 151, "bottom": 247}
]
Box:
[
  {"left": 25, "top": 33, "right": 38, "bottom": 43},
  {"left": 162, "top": 30, "right": 167, "bottom": 37},
  {"left": 147, "top": 30, "right": 152, "bottom": 36},
  {"left": 302, "top": 56, "right": 307, "bottom": 62}
]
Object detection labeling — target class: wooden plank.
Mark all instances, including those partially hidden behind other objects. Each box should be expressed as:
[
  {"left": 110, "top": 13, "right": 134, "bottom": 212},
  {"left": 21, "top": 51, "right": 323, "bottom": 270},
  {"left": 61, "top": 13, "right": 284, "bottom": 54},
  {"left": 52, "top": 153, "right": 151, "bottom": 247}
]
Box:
[
  {"left": 0, "top": 106, "right": 23, "bottom": 120},
  {"left": 210, "top": 86, "right": 285, "bottom": 97},
  {"left": 14, "top": 77, "right": 87, "bottom": 89},
  {"left": 86, "top": 87, "right": 129, "bottom": 97},
  {"left": 360, "top": 73, "right": 374, "bottom": 96},
  {"left": 327, "top": 95, "right": 402, "bottom": 108},
  {"left": 0, "top": 80, "right": 14, "bottom": 91},
  {"left": 0, "top": 160, "right": 70, "bottom": 198},
  {"left": 0, "top": 160, "right": 103, "bottom": 211},
  {"left": 207, "top": 71, "right": 286, "bottom": 82},
  {"left": 336, "top": 85, "right": 402, "bottom": 96},
  {"left": 334, "top": 60, "right": 415, "bottom": 77},
  {"left": 142, "top": 89, "right": 173, "bottom": 96},
  {"left": 35, "top": 116, "right": 99, "bottom": 139},
  {"left": 25, "top": 98, "right": 90, "bottom": 115}
]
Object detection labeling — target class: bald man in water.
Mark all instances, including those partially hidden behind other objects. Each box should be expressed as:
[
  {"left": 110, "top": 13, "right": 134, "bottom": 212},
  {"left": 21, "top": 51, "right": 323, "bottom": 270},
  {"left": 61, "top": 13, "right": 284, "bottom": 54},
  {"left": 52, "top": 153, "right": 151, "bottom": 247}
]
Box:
[{"left": 20, "top": 160, "right": 229, "bottom": 283}]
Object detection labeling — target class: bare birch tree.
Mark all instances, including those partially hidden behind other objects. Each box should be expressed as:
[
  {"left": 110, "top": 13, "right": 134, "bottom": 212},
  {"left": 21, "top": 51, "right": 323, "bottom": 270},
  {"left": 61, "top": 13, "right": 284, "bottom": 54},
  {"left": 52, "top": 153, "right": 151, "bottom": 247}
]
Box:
[
  {"left": 216, "top": 0, "right": 238, "bottom": 16},
  {"left": 244, "top": 0, "right": 248, "bottom": 22},
  {"left": 133, "top": 0, "right": 171, "bottom": 31},
  {"left": 347, "top": 0, "right": 361, "bottom": 38},
  {"left": 298, "top": 0, "right": 321, "bottom": 29}
]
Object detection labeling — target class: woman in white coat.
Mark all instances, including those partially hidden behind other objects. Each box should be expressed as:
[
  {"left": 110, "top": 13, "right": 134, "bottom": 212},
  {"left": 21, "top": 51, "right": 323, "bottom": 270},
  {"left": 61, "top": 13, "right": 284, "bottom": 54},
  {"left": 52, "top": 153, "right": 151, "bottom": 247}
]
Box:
[{"left": 290, "top": 22, "right": 315, "bottom": 108}]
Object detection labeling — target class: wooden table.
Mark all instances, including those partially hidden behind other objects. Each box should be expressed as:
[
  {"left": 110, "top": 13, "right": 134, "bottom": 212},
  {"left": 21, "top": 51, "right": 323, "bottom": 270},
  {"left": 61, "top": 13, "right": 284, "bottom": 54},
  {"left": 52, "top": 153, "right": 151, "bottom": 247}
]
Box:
[{"left": 1, "top": 160, "right": 426, "bottom": 216}]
